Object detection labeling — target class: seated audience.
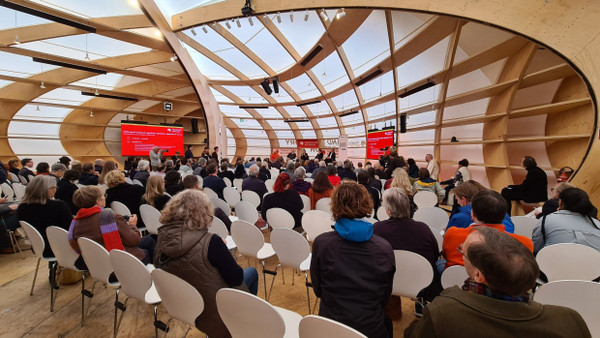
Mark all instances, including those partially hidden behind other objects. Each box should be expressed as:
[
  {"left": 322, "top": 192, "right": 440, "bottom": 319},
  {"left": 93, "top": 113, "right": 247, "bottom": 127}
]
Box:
[
  {"left": 203, "top": 163, "right": 226, "bottom": 200},
  {"left": 311, "top": 160, "right": 327, "bottom": 177},
  {"left": 311, "top": 181, "right": 395, "bottom": 338},
  {"left": 55, "top": 170, "right": 81, "bottom": 215},
  {"left": 307, "top": 171, "right": 334, "bottom": 209},
  {"left": 326, "top": 164, "right": 341, "bottom": 187},
  {"left": 440, "top": 158, "right": 471, "bottom": 203},
  {"left": 154, "top": 190, "right": 258, "bottom": 337},
  {"left": 141, "top": 175, "right": 171, "bottom": 211},
  {"left": 367, "top": 167, "right": 383, "bottom": 191},
  {"left": 49, "top": 163, "right": 67, "bottom": 183},
  {"left": 292, "top": 167, "right": 311, "bottom": 195},
  {"left": 193, "top": 158, "right": 208, "bottom": 177},
  {"left": 413, "top": 168, "right": 445, "bottom": 203},
  {"left": 98, "top": 160, "right": 118, "bottom": 185},
  {"left": 405, "top": 226, "right": 591, "bottom": 338},
  {"left": 374, "top": 188, "right": 441, "bottom": 303},
  {"left": 58, "top": 156, "right": 71, "bottom": 169},
  {"left": 242, "top": 164, "right": 268, "bottom": 204},
  {"left": 183, "top": 175, "right": 232, "bottom": 231},
  {"left": 18, "top": 158, "right": 35, "bottom": 181},
  {"left": 79, "top": 163, "right": 98, "bottom": 186},
  {"left": 133, "top": 160, "right": 151, "bottom": 186},
  {"left": 257, "top": 161, "right": 271, "bottom": 181},
  {"left": 261, "top": 173, "right": 303, "bottom": 230},
  {"left": 407, "top": 158, "right": 419, "bottom": 179},
  {"left": 535, "top": 182, "right": 580, "bottom": 219},
  {"left": 338, "top": 160, "right": 357, "bottom": 181},
  {"left": 442, "top": 190, "right": 533, "bottom": 270},
  {"left": 218, "top": 162, "right": 235, "bottom": 184},
  {"left": 94, "top": 159, "right": 104, "bottom": 174},
  {"left": 446, "top": 182, "right": 514, "bottom": 233},
  {"left": 532, "top": 187, "right": 600, "bottom": 254},
  {"left": 105, "top": 170, "right": 145, "bottom": 225},
  {"left": 357, "top": 171, "right": 380, "bottom": 214},
  {"left": 384, "top": 147, "right": 406, "bottom": 179},
  {"left": 164, "top": 170, "right": 183, "bottom": 196},
  {"left": 179, "top": 158, "right": 193, "bottom": 175},
  {"left": 501, "top": 155, "right": 548, "bottom": 215},
  {"left": 8, "top": 159, "right": 20, "bottom": 176},
  {"left": 36, "top": 162, "right": 50, "bottom": 175},
  {"left": 69, "top": 186, "right": 154, "bottom": 267},
  {"left": 390, "top": 168, "right": 415, "bottom": 216},
  {"left": 234, "top": 163, "right": 247, "bottom": 179},
  {"left": 284, "top": 161, "right": 295, "bottom": 178},
  {"left": 384, "top": 167, "right": 404, "bottom": 190},
  {"left": 17, "top": 176, "right": 72, "bottom": 257}
]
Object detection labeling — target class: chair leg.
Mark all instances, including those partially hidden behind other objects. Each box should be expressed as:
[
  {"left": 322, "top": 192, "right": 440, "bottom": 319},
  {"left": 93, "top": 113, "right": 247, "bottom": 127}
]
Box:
[
  {"left": 113, "top": 289, "right": 129, "bottom": 338},
  {"left": 281, "top": 266, "right": 285, "bottom": 285},
  {"left": 30, "top": 257, "right": 41, "bottom": 295},
  {"left": 153, "top": 305, "right": 159, "bottom": 338},
  {"left": 7, "top": 230, "right": 23, "bottom": 259},
  {"left": 81, "top": 278, "right": 97, "bottom": 327},
  {"left": 50, "top": 265, "right": 64, "bottom": 312},
  {"left": 263, "top": 262, "right": 279, "bottom": 301},
  {"left": 304, "top": 272, "right": 311, "bottom": 314}
]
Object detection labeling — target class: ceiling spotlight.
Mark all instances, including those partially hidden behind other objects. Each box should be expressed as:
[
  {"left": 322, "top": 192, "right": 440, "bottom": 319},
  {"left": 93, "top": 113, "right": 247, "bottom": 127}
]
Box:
[
  {"left": 202, "top": 25, "right": 208, "bottom": 33},
  {"left": 89, "top": 110, "right": 94, "bottom": 117},
  {"left": 263, "top": 13, "right": 269, "bottom": 22},
  {"left": 225, "top": 20, "right": 231, "bottom": 29},
  {"left": 273, "top": 76, "right": 279, "bottom": 94},
  {"left": 191, "top": 28, "right": 197, "bottom": 36},
  {"left": 260, "top": 79, "right": 272, "bottom": 95},
  {"left": 322, "top": 71, "right": 326, "bottom": 78},
  {"left": 170, "top": 53, "right": 178, "bottom": 62},
  {"left": 95, "top": 88, "right": 99, "bottom": 96},
  {"left": 128, "top": 0, "right": 138, "bottom": 7},
  {"left": 276, "top": 12, "right": 281, "bottom": 24},
  {"left": 84, "top": 52, "right": 90, "bottom": 61},
  {"left": 36, "top": 105, "right": 40, "bottom": 112},
  {"left": 320, "top": 9, "right": 329, "bottom": 21},
  {"left": 336, "top": 8, "right": 346, "bottom": 19},
  {"left": 236, "top": 18, "right": 241, "bottom": 28},
  {"left": 213, "top": 21, "right": 219, "bottom": 31},
  {"left": 290, "top": 11, "right": 294, "bottom": 22},
  {"left": 40, "top": 82, "right": 46, "bottom": 89},
  {"left": 241, "top": 0, "right": 254, "bottom": 16},
  {"left": 248, "top": 16, "right": 254, "bottom": 26},
  {"left": 153, "top": 28, "right": 162, "bottom": 37},
  {"left": 13, "top": 35, "right": 20, "bottom": 45},
  {"left": 304, "top": 10, "right": 309, "bottom": 21}
]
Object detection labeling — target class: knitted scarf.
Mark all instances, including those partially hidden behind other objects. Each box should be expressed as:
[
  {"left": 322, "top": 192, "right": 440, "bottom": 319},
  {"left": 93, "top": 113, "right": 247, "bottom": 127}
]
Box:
[
  {"left": 68, "top": 206, "right": 124, "bottom": 253},
  {"left": 462, "top": 278, "right": 530, "bottom": 303}
]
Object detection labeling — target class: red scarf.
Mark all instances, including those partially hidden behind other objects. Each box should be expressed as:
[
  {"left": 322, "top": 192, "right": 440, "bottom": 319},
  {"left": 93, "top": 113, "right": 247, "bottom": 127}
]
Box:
[{"left": 74, "top": 206, "right": 102, "bottom": 220}]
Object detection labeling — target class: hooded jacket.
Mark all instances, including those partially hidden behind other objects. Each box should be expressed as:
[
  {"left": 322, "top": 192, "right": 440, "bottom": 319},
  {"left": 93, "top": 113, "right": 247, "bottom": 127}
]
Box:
[
  {"left": 413, "top": 178, "right": 445, "bottom": 202},
  {"left": 447, "top": 204, "right": 515, "bottom": 233},
  {"left": 311, "top": 218, "right": 395, "bottom": 338}
]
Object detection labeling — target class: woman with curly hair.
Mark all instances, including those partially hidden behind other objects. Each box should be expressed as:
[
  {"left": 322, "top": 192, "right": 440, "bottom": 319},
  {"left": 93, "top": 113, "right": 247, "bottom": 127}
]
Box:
[
  {"left": 154, "top": 190, "right": 258, "bottom": 338},
  {"left": 310, "top": 181, "right": 395, "bottom": 338}
]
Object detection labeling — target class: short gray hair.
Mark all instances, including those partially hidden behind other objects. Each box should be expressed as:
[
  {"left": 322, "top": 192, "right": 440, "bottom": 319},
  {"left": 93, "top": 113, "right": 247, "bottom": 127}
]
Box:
[
  {"left": 198, "top": 158, "right": 207, "bottom": 166},
  {"left": 261, "top": 161, "right": 268, "bottom": 168},
  {"left": 382, "top": 188, "right": 411, "bottom": 219},
  {"left": 137, "top": 160, "right": 149, "bottom": 171},
  {"left": 319, "top": 161, "right": 326, "bottom": 167},
  {"left": 287, "top": 161, "right": 295, "bottom": 171},
  {"left": 51, "top": 163, "right": 67, "bottom": 173},
  {"left": 294, "top": 167, "right": 306, "bottom": 180},
  {"left": 249, "top": 164, "right": 259, "bottom": 177},
  {"left": 21, "top": 175, "right": 57, "bottom": 205}
]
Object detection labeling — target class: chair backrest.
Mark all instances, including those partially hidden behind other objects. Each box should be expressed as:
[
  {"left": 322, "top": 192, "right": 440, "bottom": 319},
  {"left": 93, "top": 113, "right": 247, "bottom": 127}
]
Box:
[
  {"left": 151, "top": 269, "right": 204, "bottom": 327},
  {"left": 133, "top": 179, "right": 144, "bottom": 187},
  {"left": 19, "top": 221, "right": 48, "bottom": 259},
  {"left": 305, "top": 177, "right": 314, "bottom": 183},
  {"left": 413, "top": 191, "right": 438, "bottom": 208},
  {"left": 270, "top": 168, "right": 280, "bottom": 178},
  {"left": 223, "top": 177, "right": 232, "bottom": 187},
  {"left": 413, "top": 206, "right": 449, "bottom": 232},
  {"left": 440, "top": 265, "right": 468, "bottom": 289},
  {"left": 241, "top": 190, "right": 261, "bottom": 208},
  {"left": 110, "top": 250, "right": 155, "bottom": 303},
  {"left": 1, "top": 182, "right": 14, "bottom": 200},
  {"left": 233, "top": 178, "right": 244, "bottom": 191},
  {"left": 13, "top": 183, "right": 26, "bottom": 201},
  {"left": 18, "top": 175, "right": 28, "bottom": 185},
  {"left": 178, "top": 170, "right": 188, "bottom": 177},
  {"left": 266, "top": 208, "right": 295, "bottom": 229},
  {"left": 270, "top": 228, "right": 311, "bottom": 269},
  {"left": 8, "top": 172, "right": 19, "bottom": 183},
  {"left": 203, "top": 187, "right": 219, "bottom": 200},
  {"left": 300, "top": 194, "right": 311, "bottom": 213},
  {"left": 534, "top": 280, "right": 600, "bottom": 336},
  {"left": 195, "top": 175, "right": 203, "bottom": 187},
  {"left": 536, "top": 243, "right": 600, "bottom": 282},
  {"left": 299, "top": 315, "right": 367, "bottom": 338},
  {"left": 264, "top": 179, "right": 276, "bottom": 193},
  {"left": 392, "top": 250, "right": 434, "bottom": 298},
  {"left": 211, "top": 198, "right": 231, "bottom": 216},
  {"left": 511, "top": 216, "right": 537, "bottom": 238},
  {"left": 315, "top": 197, "right": 331, "bottom": 213},
  {"left": 139, "top": 204, "right": 162, "bottom": 235},
  {"left": 77, "top": 237, "right": 116, "bottom": 285},
  {"left": 216, "top": 288, "right": 286, "bottom": 338},
  {"left": 110, "top": 201, "right": 131, "bottom": 217},
  {"left": 380, "top": 179, "right": 386, "bottom": 191},
  {"left": 46, "top": 226, "right": 80, "bottom": 271},
  {"left": 223, "top": 187, "right": 241, "bottom": 208},
  {"left": 376, "top": 205, "right": 389, "bottom": 221},
  {"left": 302, "top": 210, "right": 334, "bottom": 242},
  {"left": 208, "top": 217, "right": 229, "bottom": 238},
  {"left": 429, "top": 225, "right": 443, "bottom": 252},
  {"left": 231, "top": 220, "right": 264, "bottom": 258},
  {"left": 234, "top": 200, "right": 259, "bottom": 224},
  {"left": 124, "top": 177, "right": 133, "bottom": 184}
]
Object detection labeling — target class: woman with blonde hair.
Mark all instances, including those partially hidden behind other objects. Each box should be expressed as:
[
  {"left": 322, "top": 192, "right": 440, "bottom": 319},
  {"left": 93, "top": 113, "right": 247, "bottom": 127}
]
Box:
[
  {"left": 141, "top": 175, "right": 170, "bottom": 210},
  {"left": 390, "top": 168, "right": 413, "bottom": 196},
  {"left": 98, "top": 160, "right": 118, "bottom": 184},
  {"left": 105, "top": 170, "right": 145, "bottom": 227},
  {"left": 154, "top": 189, "right": 258, "bottom": 337}
]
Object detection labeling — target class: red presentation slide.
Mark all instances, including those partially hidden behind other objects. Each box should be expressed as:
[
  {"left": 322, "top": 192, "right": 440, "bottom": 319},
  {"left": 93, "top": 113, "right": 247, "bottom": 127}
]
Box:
[
  {"left": 367, "top": 128, "right": 395, "bottom": 159},
  {"left": 121, "top": 122, "right": 184, "bottom": 157}
]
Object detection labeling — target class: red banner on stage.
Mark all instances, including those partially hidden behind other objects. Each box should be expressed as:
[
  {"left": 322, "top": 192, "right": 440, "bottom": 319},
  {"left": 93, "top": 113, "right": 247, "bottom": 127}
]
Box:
[{"left": 298, "top": 139, "right": 319, "bottom": 148}]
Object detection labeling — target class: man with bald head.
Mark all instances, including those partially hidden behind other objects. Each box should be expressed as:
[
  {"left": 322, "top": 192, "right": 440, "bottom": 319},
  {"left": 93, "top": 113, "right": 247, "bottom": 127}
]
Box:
[{"left": 406, "top": 226, "right": 591, "bottom": 337}]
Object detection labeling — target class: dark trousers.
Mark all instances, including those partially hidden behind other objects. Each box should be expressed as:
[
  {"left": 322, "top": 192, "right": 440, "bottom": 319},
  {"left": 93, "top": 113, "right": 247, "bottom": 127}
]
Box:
[{"left": 501, "top": 187, "right": 525, "bottom": 215}]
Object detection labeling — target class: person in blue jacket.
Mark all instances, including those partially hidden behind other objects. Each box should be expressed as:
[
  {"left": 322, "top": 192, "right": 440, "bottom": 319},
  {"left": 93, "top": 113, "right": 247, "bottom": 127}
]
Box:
[{"left": 446, "top": 181, "right": 514, "bottom": 233}]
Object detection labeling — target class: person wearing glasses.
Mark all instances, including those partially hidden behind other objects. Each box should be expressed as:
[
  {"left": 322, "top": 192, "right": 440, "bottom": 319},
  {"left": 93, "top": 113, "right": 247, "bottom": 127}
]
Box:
[
  {"left": 405, "top": 226, "right": 591, "bottom": 337},
  {"left": 441, "top": 190, "right": 533, "bottom": 270}
]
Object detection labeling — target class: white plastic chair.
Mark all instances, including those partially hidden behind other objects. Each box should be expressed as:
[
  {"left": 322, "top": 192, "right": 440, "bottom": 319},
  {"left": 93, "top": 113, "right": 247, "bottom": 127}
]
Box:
[
  {"left": 19, "top": 221, "right": 57, "bottom": 309},
  {"left": 203, "top": 187, "right": 219, "bottom": 200},
  {"left": 231, "top": 220, "right": 277, "bottom": 299},
  {"left": 441, "top": 265, "right": 468, "bottom": 289},
  {"left": 511, "top": 216, "right": 537, "bottom": 238},
  {"left": 208, "top": 217, "right": 236, "bottom": 251},
  {"left": 109, "top": 250, "right": 161, "bottom": 337},
  {"left": 271, "top": 228, "right": 313, "bottom": 313},
  {"left": 534, "top": 280, "right": 600, "bottom": 336},
  {"left": 413, "top": 191, "right": 438, "bottom": 208},
  {"left": 266, "top": 208, "right": 295, "bottom": 229},
  {"left": 124, "top": 177, "right": 133, "bottom": 184},
  {"left": 429, "top": 226, "right": 443, "bottom": 252},
  {"left": 270, "top": 168, "right": 280, "bottom": 179},
  {"left": 299, "top": 315, "right": 367, "bottom": 338},
  {"left": 300, "top": 194, "right": 311, "bottom": 213},
  {"left": 235, "top": 200, "right": 259, "bottom": 225},
  {"left": 110, "top": 201, "right": 131, "bottom": 217},
  {"left": 536, "top": 243, "right": 600, "bottom": 282},
  {"left": 195, "top": 175, "right": 203, "bottom": 187},
  {"left": 223, "top": 187, "right": 241, "bottom": 208},
  {"left": 13, "top": 183, "right": 26, "bottom": 201},
  {"left": 413, "top": 206, "right": 449, "bottom": 232},
  {"left": 302, "top": 210, "right": 334, "bottom": 242},
  {"left": 46, "top": 227, "right": 87, "bottom": 317},
  {"left": 233, "top": 178, "right": 244, "bottom": 191},
  {"left": 151, "top": 269, "right": 204, "bottom": 336},
  {"left": 376, "top": 205, "right": 389, "bottom": 221},
  {"left": 305, "top": 178, "right": 314, "bottom": 183},
  {"left": 8, "top": 172, "right": 19, "bottom": 182},
  {"left": 380, "top": 178, "right": 386, "bottom": 191},
  {"left": 216, "top": 288, "right": 302, "bottom": 338},
  {"left": 133, "top": 179, "right": 144, "bottom": 187},
  {"left": 315, "top": 198, "right": 331, "bottom": 213},
  {"left": 139, "top": 204, "right": 162, "bottom": 235},
  {"left": 77, "top": 237, "right": 120, "bottom": 326},
  {"left": 265, "top": 179, "right": 276, "bottom": 193},
  {"left": 1, "top": 182, "right": 14, "bottom": 201},
  {"left": 211, "top": 198, "right": 231, "bottom": 216},
  {"left": 18, "top": 174, "right": 28, "bottom": 185},
  {"left": 392, "top": 250, "right": 434, "bottom": 299},
  {"left": 242, "top": 190, "right": 261, "bottom": 208},
  {"left": 223, "top": 177, "right": 232, "bottom": 187}
]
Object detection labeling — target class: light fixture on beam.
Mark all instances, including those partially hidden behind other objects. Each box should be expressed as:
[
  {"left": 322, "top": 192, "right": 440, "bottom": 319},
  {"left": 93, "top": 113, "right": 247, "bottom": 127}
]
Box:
[
  {"left": 272, "top": 76, "right": 279, "bottom": 94},
  {"left": 13, "top": 35, "right": 20, "bottom": 45},
  {"left": 284, "top": 119, "right": 309, "bottom": 123},
  {"left": 260, "top": 79, "right": 272, "bottom": 95},
  {"left": 290, "top": 11, "right": 294, "bottom": 22},
  {"left": 1, "top": 1, "right": 96, "bottom": 32},
  {"left": 89, "top": 109, "right": 94, "bottom": 117},
  {"left": 319, "top": 9, "right": 328, "bottom": 21},
  {"left": 339, "top": 110, "right": 359, "bottom": 117},
  {"left": 336, "top": 8, "right": 346, "bottom": 19},
  {"left": 304, "top": 10, "right": 309, "bottom": 21},
  {"left": 239, "top": 105, "right": 269, "bottom": 109},
  {"left": 296, "top": 100, "right": 321, "bottom": 107},
  {"left": 236, "top": 18, "right": 241, "bottom": 28},
  {"left": 33, "top": 57, "right": 106, "bottom": 74},
  {"left": 153, "top": 28, "right": 162, "bottom": 37},
  {"left": 40, "top": 82, "right": 46, "bottom": 89},
  {"left": 225, "top": 20, "right": 231, "bottom": 29},
  {"left": 81, "top": 91, "right": 139, "bottom": 102},
  {"left": 276, "top": 12, "right": 282, "bottom": 23},
  {"left": 202, "top": 25, "right": 208, "bottom": 33},
  {"left": 191, "top": 28, "right": 197, "bottom": 36},
  {"left": 170, "top": 53, "right": 178, "bottom": 62},
  {"left": 398, "top": 80, "right": 436, "bottom": 98},
  {"left": 248, "top": 16, "right": 254, "bottom": 26}
]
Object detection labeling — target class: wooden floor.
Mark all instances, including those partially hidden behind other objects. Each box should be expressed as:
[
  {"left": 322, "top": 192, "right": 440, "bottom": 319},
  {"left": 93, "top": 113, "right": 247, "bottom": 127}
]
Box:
[{"left": 0, "top": 243, "right": 418, "bottom": 337}]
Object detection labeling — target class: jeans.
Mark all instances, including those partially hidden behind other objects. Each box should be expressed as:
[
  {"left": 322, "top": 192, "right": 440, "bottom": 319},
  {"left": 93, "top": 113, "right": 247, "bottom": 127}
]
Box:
[
  {"left": 139, "top": 235, "right": 156, "bottom": 265},
  {"left": 243, "top": 267, "right": 259, "bottom": 295}
]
